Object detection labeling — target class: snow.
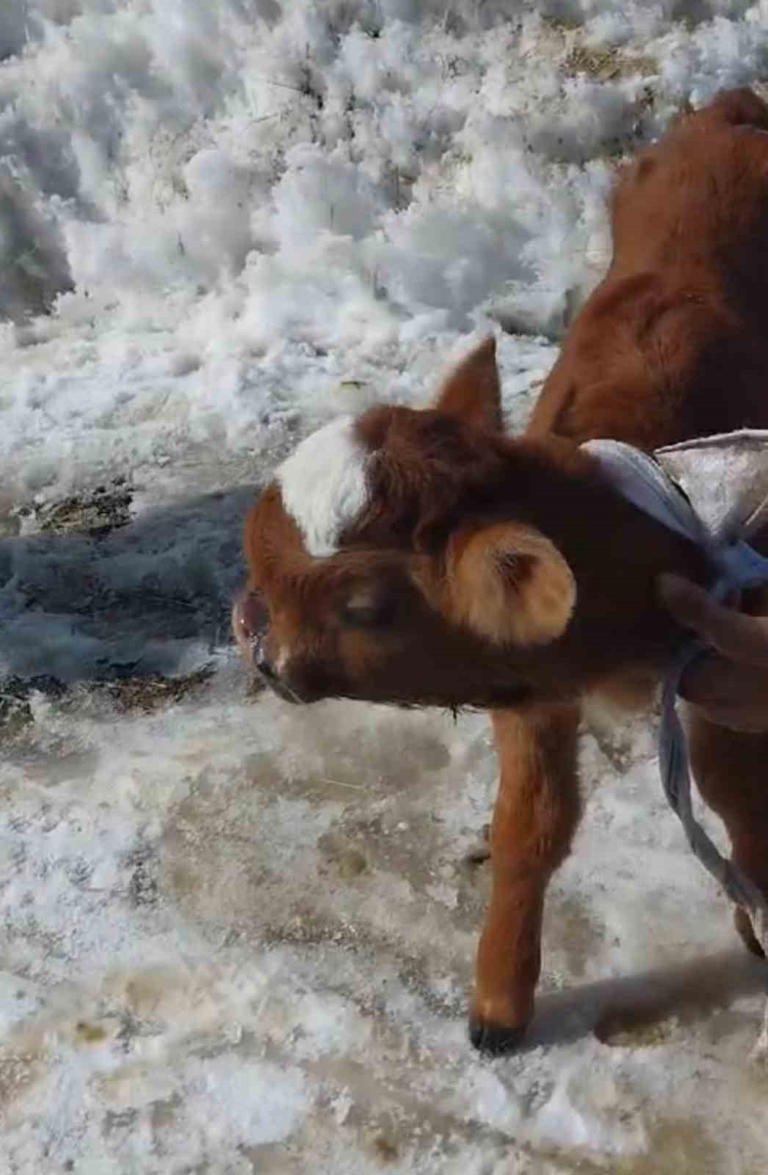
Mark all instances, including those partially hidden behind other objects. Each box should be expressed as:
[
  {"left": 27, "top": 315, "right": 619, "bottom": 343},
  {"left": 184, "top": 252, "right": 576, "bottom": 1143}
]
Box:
[{"left": 1, "top": 1, "right": 768, "bottom": 1171}]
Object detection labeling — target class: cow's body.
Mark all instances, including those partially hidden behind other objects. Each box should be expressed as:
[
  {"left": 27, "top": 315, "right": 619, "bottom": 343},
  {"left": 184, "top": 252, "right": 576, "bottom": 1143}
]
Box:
[{"left": 235, "top": 89, "right": 768, "bottom": 1052}]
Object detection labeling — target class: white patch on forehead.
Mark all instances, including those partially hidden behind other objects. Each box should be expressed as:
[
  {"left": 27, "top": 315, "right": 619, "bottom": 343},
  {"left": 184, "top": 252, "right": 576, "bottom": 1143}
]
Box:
[{"left": 276, "top": 416, "right": 371, "bottom": 557}]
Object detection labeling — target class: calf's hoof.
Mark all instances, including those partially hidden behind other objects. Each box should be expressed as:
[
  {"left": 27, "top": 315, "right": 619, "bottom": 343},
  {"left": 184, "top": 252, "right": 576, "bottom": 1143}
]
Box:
[{"left": 469, "top": 1015, "right": 528, "bottom": 1055}]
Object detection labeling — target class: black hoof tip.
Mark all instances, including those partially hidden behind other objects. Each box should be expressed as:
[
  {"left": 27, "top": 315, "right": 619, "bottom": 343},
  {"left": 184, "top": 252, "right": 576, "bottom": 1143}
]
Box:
[{"left": 469, "top": 1017, "right": 528, "bottom": 1055}]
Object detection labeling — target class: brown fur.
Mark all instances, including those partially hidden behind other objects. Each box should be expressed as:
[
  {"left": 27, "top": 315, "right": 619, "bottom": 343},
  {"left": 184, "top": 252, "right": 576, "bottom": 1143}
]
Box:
[
  {"left": 445, "top": 521, "right": 576, "bottom": 646},
  {"left": 236, "top": 88, "right": 768, "bottom": 1053}
]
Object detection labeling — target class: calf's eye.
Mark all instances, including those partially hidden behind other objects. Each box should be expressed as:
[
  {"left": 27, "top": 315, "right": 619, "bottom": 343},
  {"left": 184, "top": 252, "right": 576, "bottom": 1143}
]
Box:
[{"left": 341, "top": 591, "right": 396, "bottom": 629}]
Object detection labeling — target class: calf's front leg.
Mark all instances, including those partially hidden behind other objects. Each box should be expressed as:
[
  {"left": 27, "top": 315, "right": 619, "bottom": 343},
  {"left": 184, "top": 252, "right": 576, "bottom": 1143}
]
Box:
[{"left": 470, "top": 702, "right": 581, "bottom": 1053}]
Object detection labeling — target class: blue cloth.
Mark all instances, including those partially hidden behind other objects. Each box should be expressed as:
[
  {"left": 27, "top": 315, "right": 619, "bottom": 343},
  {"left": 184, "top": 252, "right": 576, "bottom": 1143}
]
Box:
[{"left": 584, "top": 438, "right": 768, "bottom": 940}]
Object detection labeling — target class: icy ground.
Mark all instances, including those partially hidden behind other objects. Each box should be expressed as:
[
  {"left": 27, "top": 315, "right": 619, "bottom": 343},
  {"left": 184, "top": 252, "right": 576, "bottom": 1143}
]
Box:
[{"left": 2, "top": 1, "right": 768, "bottom": 1171}]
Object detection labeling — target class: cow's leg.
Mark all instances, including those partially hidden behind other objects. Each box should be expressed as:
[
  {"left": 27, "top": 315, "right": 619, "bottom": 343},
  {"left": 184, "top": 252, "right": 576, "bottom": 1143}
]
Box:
[
  {"left": 470, "top": 702, "right": 582, "bottom": 1053},
  {"left": 687, "top": 710, "right": 768, "bottom": 958}
]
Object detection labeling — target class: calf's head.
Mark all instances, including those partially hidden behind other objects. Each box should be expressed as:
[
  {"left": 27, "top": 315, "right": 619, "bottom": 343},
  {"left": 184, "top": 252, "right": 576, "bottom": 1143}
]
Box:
[{"left": 235, "top": 338, "right": 695, "bottom": 711}]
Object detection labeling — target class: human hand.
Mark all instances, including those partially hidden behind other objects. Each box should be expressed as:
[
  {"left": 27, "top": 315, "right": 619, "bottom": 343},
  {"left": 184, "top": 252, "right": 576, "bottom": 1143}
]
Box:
[{"left": 658, "top": 573, "right": 768, "bottom": 732}]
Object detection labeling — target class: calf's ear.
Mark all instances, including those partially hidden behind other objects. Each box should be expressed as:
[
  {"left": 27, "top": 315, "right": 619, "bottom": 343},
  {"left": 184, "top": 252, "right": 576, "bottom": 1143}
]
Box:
[
  {"left": 433, "top": 336, "right": 502, "bottom": 431},
  {"left": 446, "top": 522, "right": 576, "bottom": 645}
]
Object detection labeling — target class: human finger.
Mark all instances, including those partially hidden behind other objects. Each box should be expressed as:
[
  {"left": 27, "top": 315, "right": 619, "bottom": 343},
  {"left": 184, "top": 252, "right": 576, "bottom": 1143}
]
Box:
[{"left": 658, "top": 574, "right": 768, "bottom": 668}]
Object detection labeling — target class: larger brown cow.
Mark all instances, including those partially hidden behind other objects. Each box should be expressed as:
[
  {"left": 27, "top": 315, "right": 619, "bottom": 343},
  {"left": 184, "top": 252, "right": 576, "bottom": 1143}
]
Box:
[{"left": 233, "top": 89, "right": 768, "bottom": 1053}]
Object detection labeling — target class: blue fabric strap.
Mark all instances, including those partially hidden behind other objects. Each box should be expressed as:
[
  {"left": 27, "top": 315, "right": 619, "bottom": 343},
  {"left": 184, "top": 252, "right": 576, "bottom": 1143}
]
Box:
[{"left": 583, "top": 438, "right": 768, "bottom": 953}]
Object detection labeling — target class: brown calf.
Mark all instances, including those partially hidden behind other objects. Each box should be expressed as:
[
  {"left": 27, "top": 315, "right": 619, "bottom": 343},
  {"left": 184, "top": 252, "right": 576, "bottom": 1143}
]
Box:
[{"left": 235, "top": 88, "right": 768, "bottom": 1052}]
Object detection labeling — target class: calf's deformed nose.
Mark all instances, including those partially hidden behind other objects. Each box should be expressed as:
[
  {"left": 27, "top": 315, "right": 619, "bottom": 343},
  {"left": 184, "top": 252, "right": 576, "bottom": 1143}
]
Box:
[
  {"left": 231, "top": 589, "right": 268, "bottom": 665},
  {"left": 253, "top": 638, "right": 278, "bottom": 682},
  {"left": 231, "top": 589, "right": 300, "bottom": 701}
]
